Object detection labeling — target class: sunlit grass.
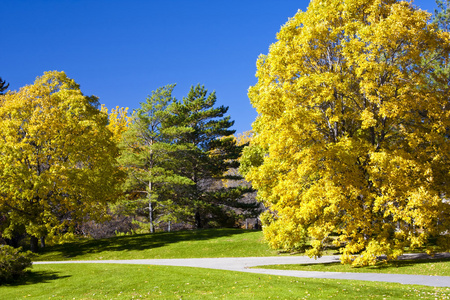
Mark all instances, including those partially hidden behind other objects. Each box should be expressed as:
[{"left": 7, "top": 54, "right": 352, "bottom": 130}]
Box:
[
  {"left": 35, "top": 228, "right": 278, "bottom": 261},
  {"left": 255, "top": 258, "right": 450, "bottom": 277},
  {"left": 2, "top": 263, "right": 449, "bottom": 299},
  {"left": 5, "top": 229, "right": 450, "bottom": 299}
]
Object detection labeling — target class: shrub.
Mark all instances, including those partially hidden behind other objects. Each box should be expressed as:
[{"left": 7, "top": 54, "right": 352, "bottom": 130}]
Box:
[{"left": 0, "top": 245, "right": 35, "bottom": 283}]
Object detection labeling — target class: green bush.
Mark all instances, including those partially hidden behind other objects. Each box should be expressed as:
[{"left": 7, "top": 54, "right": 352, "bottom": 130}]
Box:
[{"left": 0, "top": 245, "right": 35, "bottom": 283}]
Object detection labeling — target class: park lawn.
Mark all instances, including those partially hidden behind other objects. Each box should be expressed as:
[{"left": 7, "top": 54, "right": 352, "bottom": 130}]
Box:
[
  {"left": 35, "top": 228, "right": 279, "bottom": 261},
  {"left": 255, "top": 258, "right": 450, "bottom": 277},
  {"left": 1, "top": 263, "right": 449, "bottom": 300}
]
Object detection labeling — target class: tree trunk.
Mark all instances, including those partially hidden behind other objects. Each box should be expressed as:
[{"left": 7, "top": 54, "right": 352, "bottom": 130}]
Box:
[
  {"left": 40, "top": 236, "right": 45, "bottom": 248},
  {"left": 195, "top": 210, "right": 202, "bottom": 229},
  {"left": 149, "top": 147, "right": 155, "bottom": 234},
  {"left": 30, "top": 236, "right": 39, "bottom": 253},
  {"left": 149, "top": 199, "right": 154, "bottom": 233}
]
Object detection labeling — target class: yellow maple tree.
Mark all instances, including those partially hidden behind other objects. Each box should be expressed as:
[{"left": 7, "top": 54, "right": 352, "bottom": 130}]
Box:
[
  {"left": 0, "top": 71, "right": 120, "bottom": 251},
  {"left": 245, "top": 0, "right": 450, "bottom": 265},
  {"left": 101, "top": 104, "right": 130, "bottom": 143}
]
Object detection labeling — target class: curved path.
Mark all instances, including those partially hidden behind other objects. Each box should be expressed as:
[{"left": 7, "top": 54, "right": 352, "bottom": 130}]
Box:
[{"left": 34, "top": 254, "right": 450, "bottom": 288}]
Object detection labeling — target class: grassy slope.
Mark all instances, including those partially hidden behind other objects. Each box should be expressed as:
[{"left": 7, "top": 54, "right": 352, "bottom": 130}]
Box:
[
  {"left": 2, "top": 228, "right": 450, "bottom": 299},
  {"left": 256, "top": 258, "right": 450, "bottom": 277},
  {"left": 35, "top": 229, "right": 278, "bottom": 261},
  {"left": 2, "top": 264, "right": 449, "bottom": 300}
]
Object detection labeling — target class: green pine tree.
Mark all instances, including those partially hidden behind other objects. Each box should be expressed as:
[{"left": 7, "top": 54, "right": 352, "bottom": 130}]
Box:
[
  {"left": 431, "top": 0, "right": 450, "bottom": 113},
  {"left": 433, "top": 0, "right": 450, "bottom": 32},
  {"left": 170, "top": 84, "right": 256, "bottom": 228},
  {"left": 118, "top": 84, "right": 193, "bottom": 233}
]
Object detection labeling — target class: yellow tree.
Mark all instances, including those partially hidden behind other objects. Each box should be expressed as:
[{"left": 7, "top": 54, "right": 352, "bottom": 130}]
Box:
[
  {"left": 101, "top": 105, "right": 130, "bottom": 143},
  {"left": 245, "top": 0, "right": 450, "bottom": 265},
  {"left": 0, "top": 71, "right": 120, "bottom": 251}
]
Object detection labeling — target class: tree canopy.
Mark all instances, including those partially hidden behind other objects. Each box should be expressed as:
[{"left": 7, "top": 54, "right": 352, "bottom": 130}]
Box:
[
  {"left": 116, "top": 84, "right": 256, "bottom": 231},
  {"left": 118, "top": 84, "right": 194, "bottom": 232},
  {"left": 169, "top": 85, "right": 253, "bottom": 228},
  {"left": 0, "top": 71, "right": 120, "bottom": 251},
  {"left": 434, "top": 0, "right": 450, "bottom": 32},
  {"left": 244, "top": 0, "right": 450, "bottom": 265}
]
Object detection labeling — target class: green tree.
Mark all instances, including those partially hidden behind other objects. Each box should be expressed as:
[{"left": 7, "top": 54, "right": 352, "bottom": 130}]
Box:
[
  {"left": 434, "top": 0, "right": 450, "bottom": 31},
  {"left": 245, "top": 0, "right": 450, "bottom": 265},
  {"left": 430, "top": 0, "right": 450, "bottom": 95},
  {"left": 171, "top": 85, "right": 252, "bottom": 228},
  {"left": 118, "top": 84, "right": 193, "bottom": 233},
  {"left": 0, "top": 71, "right": 120, "bottom": 251}
]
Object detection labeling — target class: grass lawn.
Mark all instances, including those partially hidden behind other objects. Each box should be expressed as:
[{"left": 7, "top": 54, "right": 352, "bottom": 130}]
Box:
[
  {"left": 35, "top": 228, "right": 278, "bottom": 261},
  {"left": 1, "top": 263, "right": 449, "bottom": 299},
  {"left": 255, "top": 258, "right": 450, "bottom": 277},
  {"left": 3, "top": 228, "right": 448, "bottom": 299}
]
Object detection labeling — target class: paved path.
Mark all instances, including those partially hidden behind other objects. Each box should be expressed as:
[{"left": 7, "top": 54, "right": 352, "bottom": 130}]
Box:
[{"left": 34, "top": 254, "right": 450, "bottom": 288}]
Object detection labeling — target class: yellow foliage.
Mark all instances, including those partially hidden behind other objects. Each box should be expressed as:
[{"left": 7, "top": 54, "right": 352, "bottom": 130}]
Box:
[
  {"left": 101, "top": 105, "right": 130, "bottom": 143},
  {"left": 235, "top": 130, "right": 254, "bottom": 146},
  {"left": 246, "top": 0, "right": 450, "bottom": 265},
  {"left": 0, "top": 71, "right": 121, "bottom": 243}
]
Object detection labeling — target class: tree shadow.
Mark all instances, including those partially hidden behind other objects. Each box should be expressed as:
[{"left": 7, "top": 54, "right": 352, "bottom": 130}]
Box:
[
  {"left": 1, "top": 270, "right": 70, "bottom": 286},
  {"left": 290, "top": 257, "right": 450, "bottom": 271},
  {"left": 35, "top": 228, "right": 252, "bottom": 259},
  {"left": 366, "top": 257, "right": 450, "bottom": 270}
]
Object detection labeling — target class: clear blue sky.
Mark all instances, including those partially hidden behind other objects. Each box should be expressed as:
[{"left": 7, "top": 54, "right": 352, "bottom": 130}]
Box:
[{"left": 2, "top": 0, "right": 439, "bottom": 134}]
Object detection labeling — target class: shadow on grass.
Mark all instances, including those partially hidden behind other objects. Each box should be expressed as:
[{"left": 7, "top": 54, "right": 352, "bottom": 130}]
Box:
[
  {"left": 285, "top": 257, "right": 450, "bottom": 271},
  {"left": 36, "top": 228, "right": 251, "bottom": 259},
  {"left": 1, "top": 270, "right": 70, "bottom": 286},
  {"left": 365, "top": 257, "right": 450, "bottom": 270}
]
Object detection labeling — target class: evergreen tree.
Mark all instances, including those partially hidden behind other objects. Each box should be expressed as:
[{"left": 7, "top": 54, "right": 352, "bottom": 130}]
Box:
[
  {"left": 170, "top": 85, "right": 254, "bottom": 228},
  {"left": 433, "top": 0, "right": 450, "bottom": 32},
  {"left": 431, "top": 0, "right": 450, "bottom": 94},
  {"left": 118, "top": 84, "right": 193, "bottom": 233}
]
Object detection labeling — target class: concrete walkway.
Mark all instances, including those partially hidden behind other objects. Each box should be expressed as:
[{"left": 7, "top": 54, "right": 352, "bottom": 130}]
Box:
[{"left": 34, "top": 254, "right": 450, "bottom": 288}]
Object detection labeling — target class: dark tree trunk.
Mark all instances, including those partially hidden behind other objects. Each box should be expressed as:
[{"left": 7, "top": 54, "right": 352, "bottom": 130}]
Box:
[
  {"left": 30, "top": 236, "right": 39, "bottom": 253},
  {"left": 40, "top": 236, "right": 45, "bottom": 248},
  {"left": 195, "top": 210, "right": 202, "bottom": 229},
  {"left": 5, "top": 234, "right": 21, "bottom": 248}
]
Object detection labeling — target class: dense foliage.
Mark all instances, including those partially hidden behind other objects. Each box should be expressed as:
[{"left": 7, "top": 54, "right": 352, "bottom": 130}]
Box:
[
  {"left": 0, "top": 71, "right": 121, "bottom": 251},
  {"left": 118, "top": 84, "right": 194, "bottom": 232},
  {"left": 169, "top": 85, "right": 255, "bottom": 228},
  {"left": 0, "top": 245, "right": 34, "bottom": 283},
  {"left": 244, "top": 0, "right": 450, "bottom": 265},
  {"left": 117, "top": 84, "right": 256, "bottom": 231}
]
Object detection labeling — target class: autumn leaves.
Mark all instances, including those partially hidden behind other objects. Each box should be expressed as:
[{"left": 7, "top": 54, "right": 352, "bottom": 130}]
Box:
[{"left": 244, "top": 0, "right": 450, "bottom": 265}]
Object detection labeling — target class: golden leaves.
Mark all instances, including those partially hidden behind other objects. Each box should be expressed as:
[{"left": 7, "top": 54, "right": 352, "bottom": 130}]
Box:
[
  {"left": 0, "top": 71, "right": 120, "bottom": 241},
  {"left": 246, "top": 0, "right": 450, "bottom": 265}
]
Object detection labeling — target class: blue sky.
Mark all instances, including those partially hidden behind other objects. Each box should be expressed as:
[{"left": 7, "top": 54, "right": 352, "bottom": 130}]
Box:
[{"left": 2, "top": 0, "right": 439, "bottom": 134}]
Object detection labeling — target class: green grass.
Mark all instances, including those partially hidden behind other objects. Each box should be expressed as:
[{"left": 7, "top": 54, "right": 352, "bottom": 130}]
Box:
[
  {"left": 35, "top": 228, "right": 278, "bottom": 261},
  {"left": 255, "top": 258, "right": 450, "bottom": 277},
  {"left": 1, "top": 263, "right": 449, "bottom": 299},
  {"left": 4, "top": 228, "right": 448, "bottom": 299}
]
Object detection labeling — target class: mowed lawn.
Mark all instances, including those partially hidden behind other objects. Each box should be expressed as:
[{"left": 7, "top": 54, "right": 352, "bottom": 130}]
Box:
[
  {"left": 256, "top": 257, "right": 450, "bottom": 277},
  {"left": 1, "top": 228, "right": 449, "bottom": 299},
  {"left": 35, "top": 229, "right": 279, "bottom": 261},
  {"left": 2, "top": 264, "right": 450, "bottom": 299}
]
